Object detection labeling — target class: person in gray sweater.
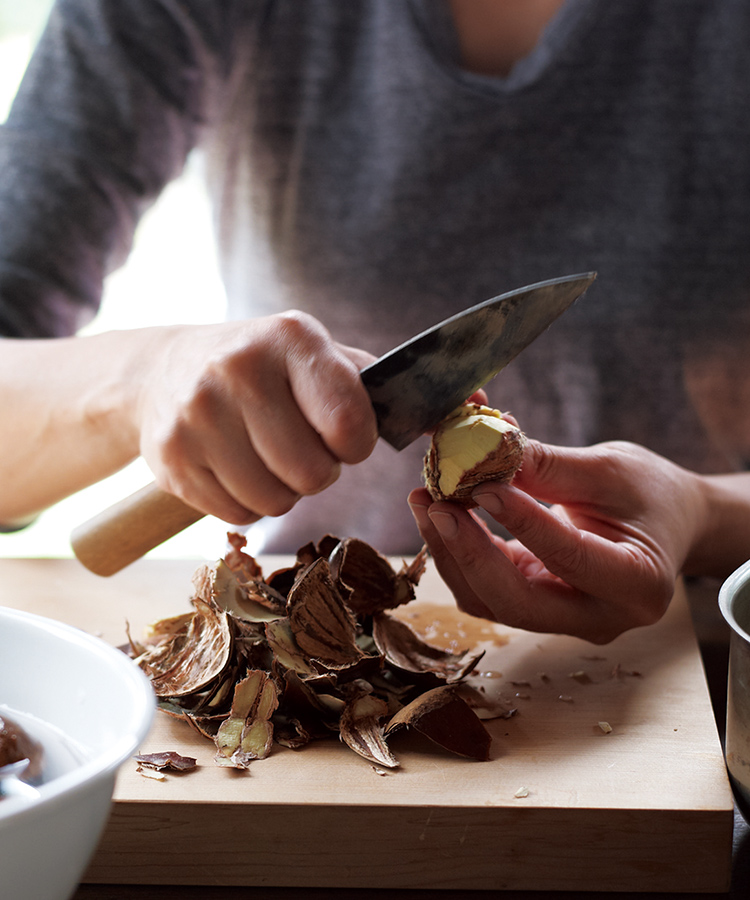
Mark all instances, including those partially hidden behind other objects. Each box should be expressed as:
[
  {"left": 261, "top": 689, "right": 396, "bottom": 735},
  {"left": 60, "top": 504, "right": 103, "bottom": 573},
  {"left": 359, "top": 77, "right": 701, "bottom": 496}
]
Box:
[{"left": 2, "top": 0, "right": 750, "bottom": 642}]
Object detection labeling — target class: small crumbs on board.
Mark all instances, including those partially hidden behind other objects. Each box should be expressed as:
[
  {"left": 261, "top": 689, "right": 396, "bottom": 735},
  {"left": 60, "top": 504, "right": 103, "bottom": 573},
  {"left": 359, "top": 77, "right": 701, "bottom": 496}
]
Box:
[
  {"left": 133, "top": 751, "right": 198, "bottom": 782},
  {"left": 136, "top": 766, "right": 166, "bottom": 782},
  {"left": 514, "top": 786, "right": 530, "bottom": 799},
  {"left": 597, "top": 721, "right": 613, "bottom": 734},
  {"left": 611, "top": 663, "right": 643, "bottom": 679},
  {"left": 133, "top": 751, "right": 198, "bottom": 772}
]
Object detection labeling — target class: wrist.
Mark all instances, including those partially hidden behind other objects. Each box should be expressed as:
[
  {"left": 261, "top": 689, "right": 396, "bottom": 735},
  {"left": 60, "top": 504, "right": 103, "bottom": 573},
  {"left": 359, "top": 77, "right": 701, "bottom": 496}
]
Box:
[
  {"left": 683, "top": 472, "right": 750, "bottom": 578},
  {"left": 84, "top": 324, "right": 188, "bottom": 460},
  {"left": 78, "top": 328, "right": 157, "bottom": 459}
]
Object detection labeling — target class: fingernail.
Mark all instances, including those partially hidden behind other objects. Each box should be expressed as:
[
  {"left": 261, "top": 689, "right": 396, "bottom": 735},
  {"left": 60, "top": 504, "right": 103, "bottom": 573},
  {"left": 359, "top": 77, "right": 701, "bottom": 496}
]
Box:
[
  {"left": 428, "top": 509, "right": 458, "bottom": 539},
  {"left": 473, "top": 489, "right": 503, "bottom": 515}
]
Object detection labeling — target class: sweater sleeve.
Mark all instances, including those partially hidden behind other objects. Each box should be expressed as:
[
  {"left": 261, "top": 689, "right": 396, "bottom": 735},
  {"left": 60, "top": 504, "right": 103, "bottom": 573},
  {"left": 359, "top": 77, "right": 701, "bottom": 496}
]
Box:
[{"left": 0, "top": 0, "right": 254, "bottom": 337}]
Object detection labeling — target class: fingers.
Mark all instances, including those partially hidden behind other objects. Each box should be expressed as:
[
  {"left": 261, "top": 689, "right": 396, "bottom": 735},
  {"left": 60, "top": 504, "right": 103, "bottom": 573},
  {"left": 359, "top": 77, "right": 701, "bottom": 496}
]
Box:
[
  {"left": 160, "top": 463, "right": 266, "bottom": 527},
  {"left": 338, "top": 343, "right": 378, "bottom": 373},
  {"left": 471, "top": 483, "right": 630, "bottom": 599},
  {"left": 146, "top": 403, "right": 301, "bottom": 522},
  {"left": 139, "top": 314, "right": 378, "bottom": 522},
  {"left": 234, "top": 364, "right": 345, "bottom": 499},
  {"left": 232, "top": 312, "right": 376, "bottom": 505},
  {"left": 407, "top": 489, "right": 500, "bottom": 622},
  {"left": 486, "top": 484, "right": 673, "bottom": 620},
  {"left": 466, "top": 388, "right": 489, "bottom": 406},
  {"left": 408, "top": 488, "right": 592, "bottom": 637},
  {"left": 512, "top": 439, "right": 649, "bottom": 513},
  {"left": 276, "top": 312, "right": 379, "bottom": 465},
  {"left": 408, "top": 484, "right": 673, "bottom": 643}
]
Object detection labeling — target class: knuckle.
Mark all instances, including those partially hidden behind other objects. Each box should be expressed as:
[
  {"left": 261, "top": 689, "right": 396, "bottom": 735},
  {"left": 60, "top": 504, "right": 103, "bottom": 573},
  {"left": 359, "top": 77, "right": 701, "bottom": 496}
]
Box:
[
  {"left": 524, "top": 439, "right": 555, "bottom": 482},
  {"left": 287, "top": 459, "right": 340, "bottom": 496},
  {"left": 210, "top": 350, "right": 265, "bottom": 404},
  {"left": 543, "top": 540, "right": 585, "bottom": 577},
  {"left": 186, "top": 378, "right": 221, "bottom": 422},
  {"left": 636, "top": 581, "right": 673, "bottom": 627},
  {"left": 236, "top": 481, "right": 299, "bottom": 519},
  {"left": 151, "top": 423, "right": 192, "bottom": 472},
  {"left": 229, "top": 509, "right": 260, "bottom": 527},
  {"left": 151, "top": 466, "right": 203, "bottom": 514},
  {"left": 578, "top": 603, "right": 634, "bottom": 644},
  {"left": 323, "top": 396, "right": 377, "bottom": 462},
  {"left": 599, "top": 439, "right": 641, "bottom": 457},
  {"left": 259, "top": 493, "right": 298, "bottom": 518},
  {"left": 586, "top": 626, "right": 623, "bottom": 646},
  {"left": 274, "top": 309, "right": 326, "bottom": 350},
  {"left": 450, "top": 534, "right": 495, "bottom": 574},
  {"left": 215, "top": 350, "right": 251, "bottom": 388},
  {"left": 584, "top": 580, "right": 672, "bottom": 645},
  {"left": 629, "top": 557, "right": 675, "bottom": 625}
]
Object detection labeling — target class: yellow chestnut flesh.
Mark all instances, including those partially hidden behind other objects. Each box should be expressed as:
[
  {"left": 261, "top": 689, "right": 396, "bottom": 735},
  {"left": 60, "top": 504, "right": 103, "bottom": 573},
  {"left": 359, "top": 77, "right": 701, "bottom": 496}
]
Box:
[{"left": 423, "top": 404, "right": 525, "bottom": 506}]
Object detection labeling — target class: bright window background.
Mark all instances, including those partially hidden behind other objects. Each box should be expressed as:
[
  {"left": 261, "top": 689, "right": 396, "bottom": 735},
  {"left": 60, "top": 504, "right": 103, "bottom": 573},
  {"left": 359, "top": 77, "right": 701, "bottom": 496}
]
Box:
[{"left": 0, "top": 0, "right": 230, "bottom": 560}]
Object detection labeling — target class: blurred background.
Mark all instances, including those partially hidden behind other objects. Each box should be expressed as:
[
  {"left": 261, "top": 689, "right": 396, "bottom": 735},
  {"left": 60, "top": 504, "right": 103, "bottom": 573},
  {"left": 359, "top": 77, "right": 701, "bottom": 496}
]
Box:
[{"left": 0, "top": 0, "right": 230, "bottom": 560}]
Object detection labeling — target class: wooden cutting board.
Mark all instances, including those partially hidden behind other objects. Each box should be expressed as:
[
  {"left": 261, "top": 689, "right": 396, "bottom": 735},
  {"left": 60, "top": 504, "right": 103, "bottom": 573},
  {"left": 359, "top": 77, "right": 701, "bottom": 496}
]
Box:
[{"left": 0, "top": 557, "right": 733, "bottom": 893}]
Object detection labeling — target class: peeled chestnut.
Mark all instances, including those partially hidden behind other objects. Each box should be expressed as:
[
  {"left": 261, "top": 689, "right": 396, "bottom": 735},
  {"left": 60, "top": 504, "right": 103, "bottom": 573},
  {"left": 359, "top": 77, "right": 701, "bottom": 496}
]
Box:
[{"left": 423, "top": 404, "right": 525, "bottom": 506}]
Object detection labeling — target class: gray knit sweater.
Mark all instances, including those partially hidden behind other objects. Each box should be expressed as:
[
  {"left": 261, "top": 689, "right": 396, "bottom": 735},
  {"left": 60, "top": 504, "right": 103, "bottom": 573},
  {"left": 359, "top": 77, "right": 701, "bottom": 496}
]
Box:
[{"left": 2, "top": 0, "right": 750, "bottom": 552}]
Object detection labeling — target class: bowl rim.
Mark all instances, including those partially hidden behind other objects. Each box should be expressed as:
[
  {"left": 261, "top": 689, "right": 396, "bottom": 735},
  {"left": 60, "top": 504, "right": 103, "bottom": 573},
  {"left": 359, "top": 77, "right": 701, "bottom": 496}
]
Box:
[
  {"left": 0, "top": 606, "right": 155, "bottom": 822},
  {"left": 719, "top": 559, "right": 750, "bottom": 644}
]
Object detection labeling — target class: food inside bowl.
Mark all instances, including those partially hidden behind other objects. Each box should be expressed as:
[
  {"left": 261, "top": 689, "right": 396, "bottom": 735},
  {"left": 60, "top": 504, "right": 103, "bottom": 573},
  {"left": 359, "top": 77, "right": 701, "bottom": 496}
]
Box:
[
  {"left": 0, "top": 713, "right": 43, "bottom": 796},
  {"left": 0, "top": 706, "right": 88, "bottom": 798},
  {"left": 0, "top": 714, "right": 42, "bottom": 772}
]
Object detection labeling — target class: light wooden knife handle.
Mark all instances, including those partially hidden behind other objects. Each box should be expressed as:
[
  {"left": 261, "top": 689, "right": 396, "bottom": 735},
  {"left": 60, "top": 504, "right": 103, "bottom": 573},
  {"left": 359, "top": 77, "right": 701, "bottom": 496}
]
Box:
[{"left": 71, "top": 482, "right": 205, "bottom": 576}]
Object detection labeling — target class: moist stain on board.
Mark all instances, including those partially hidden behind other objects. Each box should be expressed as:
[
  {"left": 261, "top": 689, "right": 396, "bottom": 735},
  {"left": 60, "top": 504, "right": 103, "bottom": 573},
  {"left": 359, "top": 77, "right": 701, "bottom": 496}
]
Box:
[{"left": 394, "top": 603, "right": 509, "bottom": 653}]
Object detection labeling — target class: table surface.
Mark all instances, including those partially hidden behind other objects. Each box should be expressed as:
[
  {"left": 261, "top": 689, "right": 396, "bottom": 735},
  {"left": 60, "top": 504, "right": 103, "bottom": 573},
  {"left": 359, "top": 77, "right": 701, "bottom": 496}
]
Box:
[{"left": 48, "top": 572, "right": 750, "bottom": 898}]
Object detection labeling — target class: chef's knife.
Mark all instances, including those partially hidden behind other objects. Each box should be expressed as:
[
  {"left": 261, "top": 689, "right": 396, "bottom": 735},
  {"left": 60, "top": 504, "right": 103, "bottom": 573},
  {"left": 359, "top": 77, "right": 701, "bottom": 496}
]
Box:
[
  {"left": 71, "top": 271, "right": 596, "bottom": 575},
  {"left": 361, "top": 271, "right": 596, "bottom": 449}
]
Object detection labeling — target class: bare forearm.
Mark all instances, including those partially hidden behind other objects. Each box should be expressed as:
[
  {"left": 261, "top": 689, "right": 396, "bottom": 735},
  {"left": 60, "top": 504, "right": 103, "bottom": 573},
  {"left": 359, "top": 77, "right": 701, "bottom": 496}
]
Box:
[
  {"left": 0, "top": 330, "right": 157, "bottom": 525},
  {"left": 684, "top": 472, "right": 750, "bottom": 579},
  {"left": 0, "top": 313, "right": 378, "bottom": 531}
]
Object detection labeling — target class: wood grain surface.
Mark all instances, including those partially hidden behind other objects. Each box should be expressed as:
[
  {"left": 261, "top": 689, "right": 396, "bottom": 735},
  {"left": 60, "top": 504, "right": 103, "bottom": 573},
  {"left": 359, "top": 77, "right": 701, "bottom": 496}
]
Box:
[{"left": 0, "top": 557, "right": 734, "bottom": 893}]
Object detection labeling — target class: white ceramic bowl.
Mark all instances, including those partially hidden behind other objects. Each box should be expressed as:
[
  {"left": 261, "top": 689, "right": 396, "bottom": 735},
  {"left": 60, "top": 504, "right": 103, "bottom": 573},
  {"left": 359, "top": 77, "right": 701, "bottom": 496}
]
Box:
[{"left": 0, "top": 606, "right": 154, "bottom": 900}]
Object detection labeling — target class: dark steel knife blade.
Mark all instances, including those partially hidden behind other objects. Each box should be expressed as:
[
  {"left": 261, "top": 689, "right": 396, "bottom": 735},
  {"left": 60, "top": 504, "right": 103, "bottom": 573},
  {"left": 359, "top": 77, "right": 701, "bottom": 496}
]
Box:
[{"left": 361, "top": 271, "right": 596, "bottom": 450}]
